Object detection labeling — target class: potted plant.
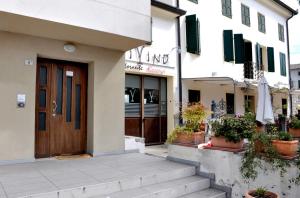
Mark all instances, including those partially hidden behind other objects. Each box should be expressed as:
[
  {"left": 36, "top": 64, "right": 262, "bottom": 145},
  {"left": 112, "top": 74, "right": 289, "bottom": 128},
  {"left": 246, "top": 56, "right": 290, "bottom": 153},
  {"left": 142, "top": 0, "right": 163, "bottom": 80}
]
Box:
[
  {"left": 210, "top": 113, "right": 255, "bottom": 149},
  {"left": 167, "top": 103, "right": 210, "bottom": 145},
  {"left": 245, "top": 187, "right": 278, "bottom": 198},
  {"left": 288, "top": 117, "right": 300, "bottom": 138},
  {"left": 271, "top": 131, "right": 299, "bottom": 158}
]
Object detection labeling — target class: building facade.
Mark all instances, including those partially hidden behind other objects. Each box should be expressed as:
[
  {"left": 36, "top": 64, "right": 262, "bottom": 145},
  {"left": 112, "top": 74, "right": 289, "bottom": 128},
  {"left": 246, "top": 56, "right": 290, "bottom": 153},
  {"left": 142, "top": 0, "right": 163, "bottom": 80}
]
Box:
[
  {"left": 0, "top": 0, "right": 151, "bottom": 163},
  {"left": 124, "top": 0, "right": 185, "bottom": 145},
  {"left": 179, "top": 0, "right": 297, "bottom": 119},
  {"left": 290, "top": 64, "right": 300, "bottom": 115}
]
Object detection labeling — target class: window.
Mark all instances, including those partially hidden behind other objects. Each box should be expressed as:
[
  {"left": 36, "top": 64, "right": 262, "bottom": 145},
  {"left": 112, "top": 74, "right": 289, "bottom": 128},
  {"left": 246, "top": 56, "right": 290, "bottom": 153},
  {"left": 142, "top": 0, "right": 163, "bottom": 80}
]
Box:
[
  {"left": 298, "top": 71, "right": 300, "bottom": 76},
  {"left": 226, "top": 93, "right": 235, "bottom": 114},
  {"left": 282, "top": 98, "right": 287, "bottom": 116},
  {"left": 186, "top": 15, "right": 200, "bottom": 54},
  {"left": 245, "top": 95, "right": 255, "bottom": 113},
  {"left": 241, "top": 4, "right": 250, "bottom": 26},
  {"left": 188, "top": 0, "right": 198, "bottom": 3},
  {"left": 222, "top": 0, "right": 232, "bottom": 18},
  {"left": 188, "top": 90, "right": 201, "bottom": 104},
  {"left": 258, "top": 13, "right": 266, "bottom": 33},
  {"left": 298, "top": 80, "right": 300, "bottom": 89},
  {"left": 278, "top": 24, "right": 285, "bottom": 42},
  {"left": 280, "top": 52, "right": 286, "bottom": 76}
]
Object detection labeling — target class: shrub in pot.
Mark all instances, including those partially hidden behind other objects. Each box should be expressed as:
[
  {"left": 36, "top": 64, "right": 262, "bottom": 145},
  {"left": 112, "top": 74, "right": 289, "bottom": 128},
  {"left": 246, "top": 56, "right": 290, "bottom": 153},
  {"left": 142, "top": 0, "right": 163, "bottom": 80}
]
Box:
[
  {"left": 288, "top": 117, "right": 300, "bottom": 138},
  {"left": 167, "top": 103, "right": 210, "bottom": 145},
  {"left": 210, "top": 113, "right": 255, "bottom": 149},
  {"left": 271, "top": 131, "right": 299, "bottom": 158},
  {"left": 245, "top": 187, "right": 278, "bottom": 198}
]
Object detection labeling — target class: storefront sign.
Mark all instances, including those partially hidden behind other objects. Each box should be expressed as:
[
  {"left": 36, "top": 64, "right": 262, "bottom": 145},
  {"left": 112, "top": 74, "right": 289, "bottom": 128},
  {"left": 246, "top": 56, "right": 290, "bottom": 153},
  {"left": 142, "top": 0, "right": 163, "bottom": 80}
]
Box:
[{"left": 125, "top": 63, "right": 166, "bottom": 75}]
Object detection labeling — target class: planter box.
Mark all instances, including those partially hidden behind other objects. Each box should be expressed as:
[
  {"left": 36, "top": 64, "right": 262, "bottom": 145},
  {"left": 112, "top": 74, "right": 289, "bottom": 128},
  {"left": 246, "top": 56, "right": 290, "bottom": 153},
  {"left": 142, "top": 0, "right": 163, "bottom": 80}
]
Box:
[
  {"left": 245, "top": 190, "right": 278, "bottom": 198},
  {"left": 271, "top": 140, "right": 299, "bottom": 157},
  {"left": 174, "top": 131, "right": 205, "bottom": 145},
  {"left": 288, "top": 128, "right": 300, "bottom": 138},
  {"left": 211, "top": 136, "right": 244, "bottom": 149}
]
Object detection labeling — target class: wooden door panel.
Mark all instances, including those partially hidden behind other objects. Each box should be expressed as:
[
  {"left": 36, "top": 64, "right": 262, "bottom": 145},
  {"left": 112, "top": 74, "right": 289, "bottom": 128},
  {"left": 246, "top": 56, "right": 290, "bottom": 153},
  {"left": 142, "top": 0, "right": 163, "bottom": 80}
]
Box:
[
  {"left": 125, "top": 118, "right": 142, "bottom": 137},
  {"left": 35, "top": 59, "right": 87, "bottom": 158},
  {"left": 35, "top": 62, "right": 52, "bottom": 158},
  {"left": 144, "top": 118, "right": 160, "bottom": 144},
  {"left": 160, "top": 116, "right": 167, "bottom": 143}
]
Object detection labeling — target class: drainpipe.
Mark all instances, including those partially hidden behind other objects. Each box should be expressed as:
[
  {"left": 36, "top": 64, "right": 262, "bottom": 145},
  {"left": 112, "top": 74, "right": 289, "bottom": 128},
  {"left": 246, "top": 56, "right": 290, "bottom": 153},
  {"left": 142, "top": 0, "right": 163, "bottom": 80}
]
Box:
[
  {"left": 176, "top": 0, "right": 183, "bottom": 125},
  {"left": 286, "top": 12, "right": 297, "bottom": 116}
]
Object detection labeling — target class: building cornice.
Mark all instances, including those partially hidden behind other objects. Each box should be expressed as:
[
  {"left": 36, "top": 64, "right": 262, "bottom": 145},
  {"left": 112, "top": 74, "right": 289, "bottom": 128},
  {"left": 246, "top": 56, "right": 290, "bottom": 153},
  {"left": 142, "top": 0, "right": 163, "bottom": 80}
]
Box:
[
  {"left": 151, "top": 0, "right": 186, "bottom": 16},
  {"left": 272, "top": 0, "right": 298, "bottom": 15}
]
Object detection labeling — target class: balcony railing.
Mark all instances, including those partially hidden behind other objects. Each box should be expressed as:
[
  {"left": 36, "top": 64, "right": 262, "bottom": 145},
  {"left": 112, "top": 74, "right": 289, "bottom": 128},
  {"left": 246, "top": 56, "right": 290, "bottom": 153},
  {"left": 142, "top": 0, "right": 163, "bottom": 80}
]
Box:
[{"left": 244, "top": 61, "right": 264, "bottom": 80}]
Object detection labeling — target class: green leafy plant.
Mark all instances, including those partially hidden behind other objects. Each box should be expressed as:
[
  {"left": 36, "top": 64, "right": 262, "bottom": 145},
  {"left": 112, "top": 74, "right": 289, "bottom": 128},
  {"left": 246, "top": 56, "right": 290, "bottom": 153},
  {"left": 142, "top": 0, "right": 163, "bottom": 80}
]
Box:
[
  {"left": 251, "top": 187, "right": 268, "bottom": 198},
  {"left": 277, "top": 131, "right": 293, "bottom": 141},
  {"left": 166, "top": 126, "right": 193, "bottom": 144},
  {"left": 211, "top": 114, "right": 255, "bottom": 143},
  {"left": 182, "top": 103, "right": 210, "bottom": 131},
  {"left": 289, "top": 117, "right": 300, "bottom": 129},
  {"left": 240, "top": 131, "right": 300, "bottom": 185}
]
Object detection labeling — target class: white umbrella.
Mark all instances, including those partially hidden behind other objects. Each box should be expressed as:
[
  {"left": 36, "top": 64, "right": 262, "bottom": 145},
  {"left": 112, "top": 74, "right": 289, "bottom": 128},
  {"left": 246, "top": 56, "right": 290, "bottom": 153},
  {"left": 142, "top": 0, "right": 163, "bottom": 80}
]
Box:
[{"left": 256, "top": 76, "right": 275, "bottom": 124}]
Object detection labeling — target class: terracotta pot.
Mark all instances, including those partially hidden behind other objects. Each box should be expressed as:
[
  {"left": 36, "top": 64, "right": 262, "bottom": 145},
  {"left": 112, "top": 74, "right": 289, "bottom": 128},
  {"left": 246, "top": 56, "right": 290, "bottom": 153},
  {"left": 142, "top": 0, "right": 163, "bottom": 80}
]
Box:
[
  {"left": 289, "top": 128, "right": 300, "bottom": 138},
  {"left": 175, "top": 133, "right": 193, "bottom": 144},
  {"left": 271, "top": 140, "right": 299, "bottom": 157},
  {"left": 175, "top": 131, "right": 205, "bottom": 145},
  {"left": 256, "top": 126, "right": 264, "bottom": 133},
  {"left": 211, "top": 136, "right": 244, "bottom": 149},
  {"left": 193, "top": 131, "right": 205, "bottom": 144},
  {"left": 245, "top": 190, "right": 279, "bottom": 198}
]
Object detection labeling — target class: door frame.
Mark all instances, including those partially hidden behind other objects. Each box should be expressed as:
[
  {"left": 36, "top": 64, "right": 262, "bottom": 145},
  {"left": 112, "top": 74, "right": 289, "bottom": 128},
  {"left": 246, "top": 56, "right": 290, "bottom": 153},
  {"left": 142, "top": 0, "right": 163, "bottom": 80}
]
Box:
[{"left": 35, "top": 58, "right": 88, "bottom": 158}]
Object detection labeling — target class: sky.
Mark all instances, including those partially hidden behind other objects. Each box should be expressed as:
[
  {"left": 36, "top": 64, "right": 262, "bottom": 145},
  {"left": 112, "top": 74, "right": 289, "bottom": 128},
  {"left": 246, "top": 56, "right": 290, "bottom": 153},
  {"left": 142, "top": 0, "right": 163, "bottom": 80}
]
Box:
[{"left": 289, "top": 2, "right": 300, "bottom": 64}]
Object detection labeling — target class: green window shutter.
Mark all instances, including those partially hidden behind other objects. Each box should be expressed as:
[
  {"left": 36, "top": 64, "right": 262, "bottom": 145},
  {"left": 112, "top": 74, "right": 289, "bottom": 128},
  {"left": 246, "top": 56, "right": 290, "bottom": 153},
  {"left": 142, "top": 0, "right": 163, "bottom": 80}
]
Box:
[
  {"left": 186, "top": 15, "right": 200, "bottom": 55},
  {"left": 280, "top": 53, "right": 286, "bottom": 76},
  {"left": 223, "top": 30, "right": 234, "bottom": 62},
  {"left": 267, "top": 47, "right": 275, "bottom": 72},
  {"left": 234, "top": 34, "right": 245, "bottom": 64},
  {"left": 256, "top": 43, "right": 261, "bottom": 69}
]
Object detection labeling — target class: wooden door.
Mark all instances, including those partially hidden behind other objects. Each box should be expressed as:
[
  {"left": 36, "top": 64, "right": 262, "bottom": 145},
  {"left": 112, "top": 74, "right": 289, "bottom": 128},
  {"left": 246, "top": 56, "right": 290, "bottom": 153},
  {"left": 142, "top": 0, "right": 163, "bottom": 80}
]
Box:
[{"left": 35, "top": 58, "right": 87, "bottom": 158}]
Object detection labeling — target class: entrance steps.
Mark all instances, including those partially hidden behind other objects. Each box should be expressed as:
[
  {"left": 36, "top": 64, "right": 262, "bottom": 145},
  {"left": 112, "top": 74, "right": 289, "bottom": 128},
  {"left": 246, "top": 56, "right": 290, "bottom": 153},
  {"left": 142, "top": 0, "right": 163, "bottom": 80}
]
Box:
[{"left": 17, "top": 155, "right": 227, "bottom": 198}]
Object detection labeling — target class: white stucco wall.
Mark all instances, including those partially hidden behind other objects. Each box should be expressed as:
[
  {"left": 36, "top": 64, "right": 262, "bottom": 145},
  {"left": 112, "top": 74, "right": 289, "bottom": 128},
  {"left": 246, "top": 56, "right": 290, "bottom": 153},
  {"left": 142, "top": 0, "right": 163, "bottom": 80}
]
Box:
[
  {"left": 180, "top": 0, "right": 291, "bottom": 88},
  {"left": 0, "top": 0, "right": 151, "bottom": 43},
  {"left": 169, "top": 145, "right": 300, "bottom": 198}
]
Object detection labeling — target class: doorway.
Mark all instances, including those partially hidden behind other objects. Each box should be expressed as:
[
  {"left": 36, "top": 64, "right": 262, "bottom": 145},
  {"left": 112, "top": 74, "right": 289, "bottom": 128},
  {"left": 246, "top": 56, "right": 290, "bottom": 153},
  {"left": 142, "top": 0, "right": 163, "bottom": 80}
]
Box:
[
  {"left": 35, "top": 58, "right": 88, "bottom": 158},
  {"left": 125, "top": 74, "right": 167, "bottom": 145}
]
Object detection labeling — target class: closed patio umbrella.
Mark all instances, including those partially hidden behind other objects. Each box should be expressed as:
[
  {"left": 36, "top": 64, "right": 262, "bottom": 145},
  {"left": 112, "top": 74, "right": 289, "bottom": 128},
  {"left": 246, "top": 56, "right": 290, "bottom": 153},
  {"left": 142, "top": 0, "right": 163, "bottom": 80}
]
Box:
[{"left": 256, "top": 76, "right": 274, "bottom": 124}]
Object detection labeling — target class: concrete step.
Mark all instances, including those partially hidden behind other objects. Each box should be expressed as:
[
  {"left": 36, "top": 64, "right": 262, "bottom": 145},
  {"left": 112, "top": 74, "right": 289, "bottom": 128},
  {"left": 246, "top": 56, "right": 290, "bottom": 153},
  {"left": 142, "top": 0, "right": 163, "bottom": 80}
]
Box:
[
  {"left": 24, "top": 162, "right": 197, "bottom": 198},
  {"left": 91, "top": 176, "right": 210, "bottom": 198},
  {"left": 179, "top": 188, "right": 226, "bottom": 198}
]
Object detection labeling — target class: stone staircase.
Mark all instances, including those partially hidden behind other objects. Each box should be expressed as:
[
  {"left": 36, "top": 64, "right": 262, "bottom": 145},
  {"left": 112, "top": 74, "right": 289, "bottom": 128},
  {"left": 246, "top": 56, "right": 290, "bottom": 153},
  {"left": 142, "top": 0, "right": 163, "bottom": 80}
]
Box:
[
  {"left": 86, "top": 163, "right": 226, "bottom": 198},
  {"left": 18, "top": 154, "right": 228, "bottom": 198}
]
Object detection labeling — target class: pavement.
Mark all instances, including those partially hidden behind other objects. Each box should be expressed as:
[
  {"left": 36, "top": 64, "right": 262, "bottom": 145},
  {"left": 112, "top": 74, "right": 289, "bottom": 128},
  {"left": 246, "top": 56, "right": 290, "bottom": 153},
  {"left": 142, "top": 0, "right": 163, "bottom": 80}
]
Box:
[{"left": 0, "top": 153, "right": 189, "bottom": 198}]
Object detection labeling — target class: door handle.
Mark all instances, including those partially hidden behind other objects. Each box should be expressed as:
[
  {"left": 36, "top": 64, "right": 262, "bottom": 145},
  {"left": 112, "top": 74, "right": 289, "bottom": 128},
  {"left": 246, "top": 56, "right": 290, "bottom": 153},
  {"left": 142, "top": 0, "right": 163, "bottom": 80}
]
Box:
[{"left": 52, "top": 100, "right": 57, "bottom": 117}]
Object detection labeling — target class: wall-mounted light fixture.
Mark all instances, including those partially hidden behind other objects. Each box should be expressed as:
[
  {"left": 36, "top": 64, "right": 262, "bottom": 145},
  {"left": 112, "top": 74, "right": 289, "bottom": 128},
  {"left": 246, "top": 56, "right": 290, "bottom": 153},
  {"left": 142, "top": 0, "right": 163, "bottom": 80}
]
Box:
[{"left": 64, "top": 43, "right": 76, "bottom": 53}]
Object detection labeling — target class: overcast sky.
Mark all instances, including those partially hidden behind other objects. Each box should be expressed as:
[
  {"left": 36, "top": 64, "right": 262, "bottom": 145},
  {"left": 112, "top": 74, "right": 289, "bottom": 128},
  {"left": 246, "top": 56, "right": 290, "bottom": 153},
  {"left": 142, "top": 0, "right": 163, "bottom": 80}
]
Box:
[{"left": 289, "top": 2, "right": 300, "bottom": 64}]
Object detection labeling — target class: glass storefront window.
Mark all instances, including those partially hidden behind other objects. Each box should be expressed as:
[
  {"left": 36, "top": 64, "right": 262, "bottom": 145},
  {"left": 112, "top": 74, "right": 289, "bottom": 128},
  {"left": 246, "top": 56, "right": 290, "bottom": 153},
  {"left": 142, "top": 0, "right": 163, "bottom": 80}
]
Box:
[{"left": 125, "top": 75, "right": 141, "bottom": 117}]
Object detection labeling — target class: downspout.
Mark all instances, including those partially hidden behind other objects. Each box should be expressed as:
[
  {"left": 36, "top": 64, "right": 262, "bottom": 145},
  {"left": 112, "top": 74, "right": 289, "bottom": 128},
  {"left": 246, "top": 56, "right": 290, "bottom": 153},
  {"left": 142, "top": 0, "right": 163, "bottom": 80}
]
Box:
[
  {"left": 176, "top": 0, "right": 183, "bottom": 124},
  {"left": 287, "top": 12, "right": 297, "bottom": 116}
]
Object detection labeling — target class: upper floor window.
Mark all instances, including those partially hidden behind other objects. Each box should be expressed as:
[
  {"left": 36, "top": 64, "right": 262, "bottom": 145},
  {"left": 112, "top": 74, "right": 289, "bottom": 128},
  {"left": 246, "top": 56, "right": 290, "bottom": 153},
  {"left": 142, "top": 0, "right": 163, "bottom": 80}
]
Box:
[
  {"left": 188, "top": 0, "right": 198, "bottom": 3},
  {"left": 280, "top": 52, "right": 286, "bottom": 76},
  {"left": 298, "top": 71, "right": 300, "bottom": 76},
  {"left": 241, "top": 4, "right": 250, "bottom": 26},
  {"left": 258, "top": 13, "right": 266, "bottom": 33},
  {"left": 278, "top": 23, "right": 285, "bottom": 42},
  {"left": 222, "top": 0, "right": 232, "bottom": 18}
]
